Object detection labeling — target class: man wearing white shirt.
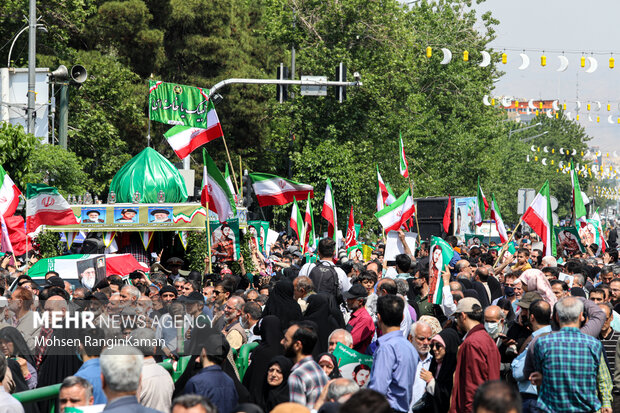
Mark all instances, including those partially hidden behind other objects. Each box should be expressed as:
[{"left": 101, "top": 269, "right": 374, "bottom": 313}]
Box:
[{"left": 408, "top": 321, "right": 434, "bottom": 412}]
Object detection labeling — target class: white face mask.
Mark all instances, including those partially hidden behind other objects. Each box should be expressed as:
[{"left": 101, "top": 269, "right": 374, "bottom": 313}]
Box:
[{"left": 484, "top": 321, "right": 501, "bottom": 339}]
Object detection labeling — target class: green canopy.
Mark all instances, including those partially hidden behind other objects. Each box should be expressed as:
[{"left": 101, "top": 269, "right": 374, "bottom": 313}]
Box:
[{"left": 109, "top": 147, "right": 188, "bottom": 203}]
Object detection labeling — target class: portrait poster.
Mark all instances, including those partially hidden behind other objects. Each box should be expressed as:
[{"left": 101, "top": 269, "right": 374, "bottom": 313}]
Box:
[
  {"left": 81, "top": 208, "right": 106, "bottom": 224},
  {"left": 428, "top": 236, "right": 454, "bottom": 305},
  {"left": 247, "top": 220, "right": 269, "bottom": 253},
  {"left": 554, "top": 226, "right": 585, "bottom": 255},
  {"left": 333, "top": 343, "right": 373, "bottom": 388},
  {"left": 208, "top": 218, "right": 240, "bottom": 263},
  {"left": 76, "top": 255, "right": 106, "bottom": 290}
]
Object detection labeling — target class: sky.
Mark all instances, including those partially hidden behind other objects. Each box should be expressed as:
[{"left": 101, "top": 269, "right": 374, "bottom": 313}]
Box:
[{"left": 473, "top": 0, "right": 620, "bottom": 153}]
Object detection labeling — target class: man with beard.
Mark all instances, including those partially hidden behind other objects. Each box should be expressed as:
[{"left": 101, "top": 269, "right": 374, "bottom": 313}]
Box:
[
  {"left": 212, "top": 279, "right": 235, "bottom": 331},
  {"left": 222, "top": 296, "right": 247, "bottom": 350},
  {"left": 282, "top": 321, "right": 328, "bottom": 408},
  {"left": 241, "top": 302, "right": 261, "bottom": 343},
  {"left": 10, "top": 287, "right": 40, "bottom": 351},
  {"left": 408, "top": 321, "right": 433, "bottom": 411},
  {"left": 79, "top": 266, "right": 97, "bottom": 290},
  {"left": 450, "top": 297, "right": 500, "bottom": 413}
]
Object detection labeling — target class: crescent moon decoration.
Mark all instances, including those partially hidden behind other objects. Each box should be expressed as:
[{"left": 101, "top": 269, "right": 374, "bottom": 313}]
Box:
[
  {"left": 542, "top": 158, "right": 547, "bottom": 166},
  {"left": 552, "top": 100, "right": 560, "bottom": 111},
  {"left": 586, "top": 56, "right": 599, "bottom": 73},
  {"left": 502, "top": 97, "right": 512, "bottom": 107},
  {"left": 482, "top": 95, "right": 491, "bottom": 106},
  {"left": 572, "top": 149, "right": 577, "bottom": 156},
  {"left": 479, "top": 51, "right": 491, "bottom": 67},
  {"left": 440, "top": 48, "right": 452, "bottom": 65},
  {"left": 588, "top": 114, "right": 594, "bottom": 122},
  {"left": 576, "top": 100, "right": 582, "bottom": 110},
  {"left": 526, "top": 155, "right": 530, "bottom": 162},
  {"left": 546, "top": 110, "right": 553, "bottom": 118},
  {"left": 518, "top": 53, "right": 530, "bottom": 70},
  {"left": 614, "top": 151, "right": 619, "bottom": 157},
  {"left": 597, "top": 151, "right": 602, "bottom": 157},
  {"left": 559, "top": 161, "right": 565, "bottom": 168},
  {"left": 608, "top": 115, "right": 614, "bottom": 124},
  {"left": 531, "top": 145, "right": 536, "bottom": 152},
  {"left": 565, "top": 112, "right": 572, "bottom": 120},
  {"left": 543, "top": 146, "right": 549, "bottom": 153},
  {"left": 559, "top": 148, "right": 564, "bottom": 154},
  {"left": 585, "top": 150, "right": 590, "bottom": 156},
  {"left": 526, "top": 107, "right": 531, "bottom": 115},
  {"left": 595, "top": 101, "right": 602, "bottom": 111},
  {"left": 528, "top": 99, "right": 536, "bottom": 110},
  {"left": 557, "top": 55, "right": 569, "bottom": 72}
]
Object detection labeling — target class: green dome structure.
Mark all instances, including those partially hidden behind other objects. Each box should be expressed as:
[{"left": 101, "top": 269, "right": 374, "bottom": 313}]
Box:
[{"left": 109, "top": 147, "right": 188, "bottom": 203}]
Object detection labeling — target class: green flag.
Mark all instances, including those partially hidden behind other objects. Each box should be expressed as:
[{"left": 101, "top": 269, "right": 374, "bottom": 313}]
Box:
[
  {"left": 149, "top": 81, "right": 222, "bottom": 129},
  {"left": 570, "top": 160, "right": 587, "bottom": 223}
]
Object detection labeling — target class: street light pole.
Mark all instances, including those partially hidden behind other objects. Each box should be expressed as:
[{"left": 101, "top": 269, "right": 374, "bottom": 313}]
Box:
[{"left": 27, "top": 0, "right": 36, "bottom": 134}]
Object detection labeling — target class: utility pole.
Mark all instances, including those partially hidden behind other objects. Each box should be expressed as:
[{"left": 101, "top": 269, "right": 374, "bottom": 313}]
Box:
[{"left": 27, "top": 0, "right": 36, "bottom": 134}]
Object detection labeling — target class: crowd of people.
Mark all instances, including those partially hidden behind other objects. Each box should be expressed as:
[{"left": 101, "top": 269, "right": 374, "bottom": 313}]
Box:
[{"left": 0, "top": 223, "right": 619, "bottom": 413}]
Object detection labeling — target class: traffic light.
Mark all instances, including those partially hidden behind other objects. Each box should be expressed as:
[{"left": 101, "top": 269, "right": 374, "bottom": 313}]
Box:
[
  {"left": 242, "top": 172, "right": 254, "bottom": 208},
  {"left": 335, "top": 62, "right": 346, "bottom": 103},
  {"left": 276, "top": 63, "right": 289, "bottom": 103}
]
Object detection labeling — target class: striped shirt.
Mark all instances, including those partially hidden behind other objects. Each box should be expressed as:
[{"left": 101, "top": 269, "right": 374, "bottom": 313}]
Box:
[
  {"left": 600, "top": 329, "right": 620, "bottom": 378},
  {"left": 288, "top": 356, "right": 328, "bottom": 408},
  {"left": 534, "top": 327, "right": 611, "bottom": 412}
]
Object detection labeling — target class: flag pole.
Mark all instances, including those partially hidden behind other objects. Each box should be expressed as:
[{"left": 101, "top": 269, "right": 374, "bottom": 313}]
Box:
[
  {"left": 408, "top": 176, "right": 421, "bottom": 238},
  {"left": 206, "top": 201, "right": 212, "bottom": 274},
  {"left": 221, "top": 136, "right": 240, "bottom": 196},
  {"left": 239, "top": 155, "right": 243, "bottom": 204},
  {"left": 493, "top": 218, "right": 523, "bottom": 267},
  {"left": 488, "top": 220, "right": 492, "bottom": 245}
]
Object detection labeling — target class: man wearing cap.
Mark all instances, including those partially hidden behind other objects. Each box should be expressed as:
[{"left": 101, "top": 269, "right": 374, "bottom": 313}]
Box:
[
  {"left": 158, "top": 286, "right": 178, "bottom": 313},
  {"left": 83, "top": 210, "right": 104, "bottom": 223},
  {"left": 150, "top": 209, "right": 171, "bottom": 223},
  {"left": 344, "top": 284, "right": 375, "bottom": 354},
  {"left": 450, "top": 297, "right": 500, "bottom": 413},
  {"left": 116, "top": 208, "right": 137, "bottom": 223},
  {"left": 166, "top": 257, "right": 184, "bottom": 280}
]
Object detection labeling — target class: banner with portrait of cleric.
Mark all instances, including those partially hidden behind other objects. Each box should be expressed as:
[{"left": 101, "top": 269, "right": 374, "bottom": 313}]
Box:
[
  {"left": 554, "top": 226, "right": 585, "bottom": 255},
  {"left": 208, "top": 218, "right": 241, "bottom": 263},
  {"left": 76, "top": 255, "right": 107, "bottom": 290},
  {"left": 332, "top": 343, "right": 373, "bottom": 388}
]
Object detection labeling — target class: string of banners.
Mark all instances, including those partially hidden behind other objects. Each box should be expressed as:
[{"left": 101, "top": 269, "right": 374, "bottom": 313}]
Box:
[
  {"left": 424, "top": 47, "right": 617, "bottom": 73},
  {"left": 525, "top": 156, "right": 619, "bottom": 180}
]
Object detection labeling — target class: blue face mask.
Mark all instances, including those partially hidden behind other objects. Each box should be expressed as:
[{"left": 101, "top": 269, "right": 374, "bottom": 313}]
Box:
[
  {"left": 528, "top": 258, "right": 533, "bottom": 264},
  {"left": 504, "top": 286, "right": 515, "bottom": 297}
]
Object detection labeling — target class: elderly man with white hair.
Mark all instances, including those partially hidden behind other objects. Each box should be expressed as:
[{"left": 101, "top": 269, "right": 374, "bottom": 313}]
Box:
[
  {"left": 327, "top": 329, "right": 353, "bottom": 353},
  {"left": 100, "top": 346, "right": 163, "bottom": 413},
  {"left": 408, "top": 321, "right": 435, "bottom": 411}
]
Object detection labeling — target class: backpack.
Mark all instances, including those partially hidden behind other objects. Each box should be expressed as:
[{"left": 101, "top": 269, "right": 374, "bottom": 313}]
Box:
[{"left": 308, "top": 261, "right": 340, "bottom": 297}]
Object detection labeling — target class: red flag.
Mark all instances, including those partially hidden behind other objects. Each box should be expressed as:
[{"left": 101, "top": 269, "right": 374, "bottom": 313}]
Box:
[
  {"left": 345, "top": 206, "right": 357, "bottom": 249},
  {"left": 5, "top": 215, "right": 32, "bottom": 256},
  {"left": 443, "top": 195, "right": 452, "bottom": 234}
]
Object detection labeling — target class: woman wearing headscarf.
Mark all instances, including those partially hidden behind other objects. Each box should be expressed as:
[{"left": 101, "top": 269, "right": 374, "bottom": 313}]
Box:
[
  {"left": 256, "top": 356, "right": 294, "bottom": 412},
  {"left": 244, "top": 316, "right": 284, "bottom": 404},
  {"left": 262, "top": 279, "right": 302, "bottom": 332},
  {"left": 0, "top": 326, "right": 37, "bottom": 389},
  {"left": 419, "top": 328, "right": 460, "bottom": 413},
  {"left": 316, "top": 353, "right": 341, "bottom": 379},
  {"left": 303, "top": 293, "right": 344, "bottom": 354}
]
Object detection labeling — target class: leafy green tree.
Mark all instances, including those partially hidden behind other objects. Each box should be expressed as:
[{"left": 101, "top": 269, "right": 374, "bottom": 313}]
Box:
[
  {"left": 0, "top": 122, "right": 38, "bottom": 189},
  {"left": 22, "top": 141, "right": 92, "bottom": 196}
]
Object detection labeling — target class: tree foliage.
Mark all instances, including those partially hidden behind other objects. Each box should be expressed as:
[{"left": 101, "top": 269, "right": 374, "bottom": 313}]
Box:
[{"left": 0, "top": 123, "right": 38, "bottom": 189}]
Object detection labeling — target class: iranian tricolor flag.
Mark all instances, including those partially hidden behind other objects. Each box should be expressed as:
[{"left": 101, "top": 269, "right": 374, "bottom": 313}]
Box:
[
  {"left": 321, "top": 178, "right": 338, "bottom": 240},
  {"left": 522, "top": 181, "right": 556, "bottom": 257},
  {"left": 201, "top": 149, "right": 237, "bottom": 223},
  {"left": 249, "top": 173, "right": 314, "bottom": 207},
  {"left": 474, "top": 177, "right": 489, "bottom": 226},
  {"left": 290, "top": 197, "right": 304, "bottom": 243},
  {"left": 399, "top": 132, "right": 409, "bottom": 178},
  {"left": 375, "top": 188, "right": 415, "bottom": 233},
  {"left": 490, "top": 193, "right": 508, "bottom": 243},
  {"left": 303, "top": 193, "right": 315, "bottom": 253},
  {"left": 345, "top": 206, "right": 357, "bottom": 249},
  {"left": 0, "top": 215, "right": 14, "bottom": 262},
  {"left": 571, "top": 161, "right": 587, "bottom": 224},
  {"left": 26, "top": 184, "right": 78, "bottom": 235},
  {"left": 224, "top": 164, "right": 238, "bottom": 204},
  {"left": 429, "top": 236, "right": 454, "bottom": 304},
  {"left": 164, "top": 122, "right": 224, "bottom": 160},
  {"left": 376, "top": 165, "right": 396, "bottom": 211},
  {"left": 0, "top": 165, "right": 21, "bottom": 218}
]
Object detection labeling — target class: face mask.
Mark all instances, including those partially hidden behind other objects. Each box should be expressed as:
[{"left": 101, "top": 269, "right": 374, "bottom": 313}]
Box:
[
  {"left": 484, "top": 321, "right": 500, "bottom": 339},
  {"left": 528, "top": 259, "right": 533, "bottom": 265},
  {"left": 504, "top": 286, "right": 514, "bottom": 297}
]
